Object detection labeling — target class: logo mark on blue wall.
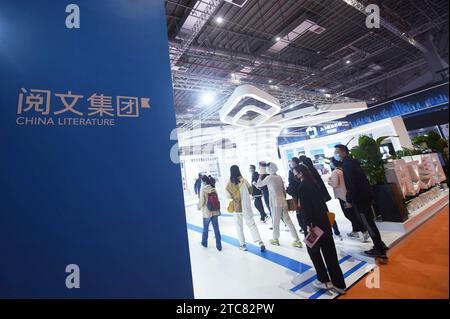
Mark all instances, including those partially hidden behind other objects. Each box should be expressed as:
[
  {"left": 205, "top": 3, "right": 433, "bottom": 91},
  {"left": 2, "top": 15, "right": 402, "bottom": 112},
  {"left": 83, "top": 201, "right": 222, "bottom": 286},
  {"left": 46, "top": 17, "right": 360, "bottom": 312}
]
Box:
[
  {"left": 65, "top": 264, "right": 80, "bottom": 289},
  {"left": 65, "top": 4, "right": 80, "bottom": 29}
]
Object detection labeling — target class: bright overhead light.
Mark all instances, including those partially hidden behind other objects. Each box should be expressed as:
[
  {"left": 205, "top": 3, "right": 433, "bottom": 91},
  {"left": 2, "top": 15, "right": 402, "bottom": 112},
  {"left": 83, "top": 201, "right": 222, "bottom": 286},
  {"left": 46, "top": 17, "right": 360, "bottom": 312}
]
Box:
[
  {"left": 371, "top": 97, "right": 376, "bottom": 101},
  {"left": 346, "top": 60, "right": 351, "bottom": 64},
  {"left": 275, "top": 37, "right": 281, "bottom": 41},
  {"left": 201, "top": 92, "right": 216, "bottom": 105},
  {"left": 311, "top": 73, "right": 315, "bottom": 76},
  {"left": 320, "top": 89, "right": 326, "bottom": 92},
  {"left": 268, "top": 80, "right": 273, "bottom": 84},
  {"left": 215, "top": 17, "right": 224, "bottom": 24}
]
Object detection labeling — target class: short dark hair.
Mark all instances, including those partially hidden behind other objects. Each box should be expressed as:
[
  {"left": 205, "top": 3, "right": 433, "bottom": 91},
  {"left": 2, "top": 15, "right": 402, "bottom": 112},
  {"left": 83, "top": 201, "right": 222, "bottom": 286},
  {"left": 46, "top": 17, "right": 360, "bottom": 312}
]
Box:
[
  {"left": 335, "top": 144, "right": 349, "bottom": 155},
  {"left": 291, "top": 157, "right": 300, "bottom": 165},
  {"left": 250, "top": 165, "right": 256, "bottom": 170}
]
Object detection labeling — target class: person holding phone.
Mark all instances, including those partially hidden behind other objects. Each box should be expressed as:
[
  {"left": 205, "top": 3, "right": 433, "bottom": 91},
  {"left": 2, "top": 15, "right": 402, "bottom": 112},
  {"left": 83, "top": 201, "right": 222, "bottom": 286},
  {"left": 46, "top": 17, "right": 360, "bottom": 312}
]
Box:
[{"left": 293, "top": 164, "right": 346, "bottom": 294}]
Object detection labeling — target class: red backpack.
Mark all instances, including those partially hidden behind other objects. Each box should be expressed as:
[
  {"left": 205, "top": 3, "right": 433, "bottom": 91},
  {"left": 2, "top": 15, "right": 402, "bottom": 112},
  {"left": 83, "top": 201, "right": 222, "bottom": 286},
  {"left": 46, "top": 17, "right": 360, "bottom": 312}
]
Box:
[{"left": 207, "top": 191, "right": 220, "bottom": 212}]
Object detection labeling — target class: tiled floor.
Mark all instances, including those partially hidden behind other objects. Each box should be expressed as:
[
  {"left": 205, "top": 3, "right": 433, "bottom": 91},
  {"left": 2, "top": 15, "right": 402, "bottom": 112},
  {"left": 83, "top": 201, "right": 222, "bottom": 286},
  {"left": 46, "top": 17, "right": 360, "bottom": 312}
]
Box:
[{"left": 185, "top": 191, "right": 448, "bottom": 299}]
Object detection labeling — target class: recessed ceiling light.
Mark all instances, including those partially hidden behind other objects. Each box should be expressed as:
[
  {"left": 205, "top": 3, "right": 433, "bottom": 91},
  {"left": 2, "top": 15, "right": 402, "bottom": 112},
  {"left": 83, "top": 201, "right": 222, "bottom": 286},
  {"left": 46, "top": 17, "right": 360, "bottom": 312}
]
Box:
[
  {"left": 371, "top": 97, "right": 376, "bottom": 101},
  {"left": 275, "top": 37, "right": 281, "bottom": 41},
  {"left": 215, "top": 17, "right": 224, "bottom": 24},
  {"left": 317, "top": 51, "right": 321, "bottom": 54},
  {"left": 311, "top": 73, "right": 315, "bottom": 76},
  {"left": 268, "top": 80, "right": 273, "bottom": 84},
  {"left": 320, "top": 89, "right": 326, "bottom": 92},
  {"left": 346, "top": 60, "right": 351, "bottom": 64}
]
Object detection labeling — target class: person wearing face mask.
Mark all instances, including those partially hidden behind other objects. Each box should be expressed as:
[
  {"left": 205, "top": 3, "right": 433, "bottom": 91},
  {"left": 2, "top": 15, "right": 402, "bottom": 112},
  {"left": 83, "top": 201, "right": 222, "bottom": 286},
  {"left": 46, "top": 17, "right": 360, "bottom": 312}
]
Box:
[
  {"left": 334, "top": 144, "right": 388, "bottom": 259},
  {"left": 255, "top": 162, "right": 303, "bottom": 248},
  {"left": 299, "top": 155, "right": 343, "bottom": 241},
  {"left": 249, "top": 165, "right": 269, "bottom": 223},
  {"left": 328, "top": 157, "right": 369, "bottom": 242},
  {"left": 292, "top": 164, "right": 346, "bottom": 295}
]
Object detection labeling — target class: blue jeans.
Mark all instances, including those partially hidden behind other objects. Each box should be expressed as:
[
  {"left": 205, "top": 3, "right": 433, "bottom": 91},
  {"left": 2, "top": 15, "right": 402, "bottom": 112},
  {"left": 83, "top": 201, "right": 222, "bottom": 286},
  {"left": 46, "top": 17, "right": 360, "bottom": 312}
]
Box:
[{"left": 202, "top": 216, "right": 222, "bottom": 250}]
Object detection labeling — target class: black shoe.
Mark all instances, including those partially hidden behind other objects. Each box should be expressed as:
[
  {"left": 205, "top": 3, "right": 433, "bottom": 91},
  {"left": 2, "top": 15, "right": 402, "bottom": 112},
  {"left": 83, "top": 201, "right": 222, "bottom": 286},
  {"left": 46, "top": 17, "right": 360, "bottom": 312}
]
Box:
[
  {"left": 372, "top": 244, "right": 389, "bottom": 251},
  {"left": 364, "top": 248, "right": 387, "bottom": 258}
]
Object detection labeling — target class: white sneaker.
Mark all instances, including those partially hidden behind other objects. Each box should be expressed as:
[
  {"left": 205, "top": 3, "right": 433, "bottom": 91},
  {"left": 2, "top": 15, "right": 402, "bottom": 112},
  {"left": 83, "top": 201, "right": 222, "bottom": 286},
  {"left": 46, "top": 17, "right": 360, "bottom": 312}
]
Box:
[
  {"left": 362, "top": 232, "right": 370, "bottom": 243},
  {"left": 312, "top": 280, "right": 332, "bottom": 290},
  {"left": 333, "top": 286, "right": 347, "bottom": 295},
  {"left": 347, "top": 231, "right": 359, "bottom": 238},
  {"left": 239, "top": 245, "right": 248, "bottom": 251}
]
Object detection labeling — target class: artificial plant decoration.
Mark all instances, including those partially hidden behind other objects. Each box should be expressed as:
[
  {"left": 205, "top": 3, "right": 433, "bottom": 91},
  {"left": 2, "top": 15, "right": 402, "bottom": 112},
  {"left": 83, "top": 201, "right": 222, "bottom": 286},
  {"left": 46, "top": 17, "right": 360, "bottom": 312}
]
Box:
[{"left": 350, "top": 135, "right": 396, "bottom": 185}]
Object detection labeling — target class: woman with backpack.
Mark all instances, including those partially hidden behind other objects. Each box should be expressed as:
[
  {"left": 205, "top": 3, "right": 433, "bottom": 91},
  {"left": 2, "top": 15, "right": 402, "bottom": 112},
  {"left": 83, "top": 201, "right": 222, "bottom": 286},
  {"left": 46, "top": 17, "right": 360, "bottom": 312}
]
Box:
[
  {"left": 198, "top": 175, "right": 222, "bottom": 251},
  {"left": 226, "top": 165, "right": 266, "bottom": 252}
]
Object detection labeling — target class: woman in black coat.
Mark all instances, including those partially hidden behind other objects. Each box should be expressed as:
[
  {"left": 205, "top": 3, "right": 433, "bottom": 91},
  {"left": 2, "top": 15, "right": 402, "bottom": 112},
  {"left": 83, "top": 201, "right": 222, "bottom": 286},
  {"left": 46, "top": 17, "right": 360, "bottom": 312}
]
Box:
[
  {"left": 293, "top": 164, "right": 346, "bottom": 294},
  {"left": 299, "top": 156, "right": 342, "bottom": 240}
]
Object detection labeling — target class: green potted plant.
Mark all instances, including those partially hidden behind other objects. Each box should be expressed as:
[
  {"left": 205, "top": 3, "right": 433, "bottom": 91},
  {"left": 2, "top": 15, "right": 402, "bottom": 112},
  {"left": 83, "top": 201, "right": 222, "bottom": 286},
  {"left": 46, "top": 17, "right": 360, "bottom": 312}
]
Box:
[{"left": 350, "top": 135, "right": 409, "bottom": 222}]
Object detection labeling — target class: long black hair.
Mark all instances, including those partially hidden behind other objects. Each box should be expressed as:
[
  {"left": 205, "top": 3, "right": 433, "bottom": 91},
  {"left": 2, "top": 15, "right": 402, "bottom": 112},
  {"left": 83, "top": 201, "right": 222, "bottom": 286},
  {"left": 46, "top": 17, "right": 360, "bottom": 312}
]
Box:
[
  {"left": 293, "top": 164, "right": 318, "bottom": 188},
  {"left": 230, "top": 165, "right": 242, "bottom": 185}
]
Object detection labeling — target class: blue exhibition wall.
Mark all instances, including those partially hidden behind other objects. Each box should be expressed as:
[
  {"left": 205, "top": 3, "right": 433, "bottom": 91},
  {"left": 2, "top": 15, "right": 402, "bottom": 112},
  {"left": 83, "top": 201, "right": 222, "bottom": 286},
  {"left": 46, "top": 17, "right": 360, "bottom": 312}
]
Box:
[
  {"left": 0, "top": 0, "right": 194, "bottom": 298},
  {"left": 346, "top": 82, "right": 449, "bottom": 128}
]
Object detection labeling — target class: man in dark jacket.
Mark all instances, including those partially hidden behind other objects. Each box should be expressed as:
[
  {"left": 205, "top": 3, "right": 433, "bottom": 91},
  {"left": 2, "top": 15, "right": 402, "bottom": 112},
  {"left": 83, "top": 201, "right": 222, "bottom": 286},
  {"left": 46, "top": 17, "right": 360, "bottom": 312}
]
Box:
[
  {"left": 250, "top": 165, "right": 268, "bottom": 222},
  {"left": 334, "top": 145, "right": 387, "bottom": 258}
]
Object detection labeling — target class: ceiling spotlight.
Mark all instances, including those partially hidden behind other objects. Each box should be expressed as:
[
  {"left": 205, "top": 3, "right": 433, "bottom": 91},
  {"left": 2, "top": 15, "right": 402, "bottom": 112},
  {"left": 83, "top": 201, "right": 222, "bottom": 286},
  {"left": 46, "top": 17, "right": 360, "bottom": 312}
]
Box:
[
  {"left": 311, "top": 73, "right": 315, "bottom": 76},
  {"left": 215, "top": 17, "right": 224, "bottom": 24},
  {"left": 320, "top": 89, "right": 326, "bottom": 92},
  {"left": 201, "top": 92, "right": 216, "bottom": 105},
  {"left": 345, "top": 60, "right": 351, "bottom": 64},
  {"left": 371, "top": 97, "right": 376, "bottom": 101},
  {"left": 268, "top": 80, "right": 273, "bottom": 84},
  {"left": 317, "top": 51, "right": 321, "bottom": 54},
  {"left": 275, "top": 37, "right": 281, "bottom": 41}
]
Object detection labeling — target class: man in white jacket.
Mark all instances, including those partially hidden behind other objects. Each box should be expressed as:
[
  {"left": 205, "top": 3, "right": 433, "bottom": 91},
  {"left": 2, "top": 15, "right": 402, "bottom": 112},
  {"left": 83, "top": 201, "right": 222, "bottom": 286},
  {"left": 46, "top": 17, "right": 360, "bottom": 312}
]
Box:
[{"left": 255, "top": 162, "right": 303, "bottom": 248}]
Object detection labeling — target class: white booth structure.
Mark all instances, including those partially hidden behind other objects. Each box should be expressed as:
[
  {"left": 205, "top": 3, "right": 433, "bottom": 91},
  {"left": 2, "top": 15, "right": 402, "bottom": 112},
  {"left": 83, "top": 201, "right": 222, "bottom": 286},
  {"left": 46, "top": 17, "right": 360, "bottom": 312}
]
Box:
[{"left": 178, "top": 85, "right": 368, "bottom": 200}]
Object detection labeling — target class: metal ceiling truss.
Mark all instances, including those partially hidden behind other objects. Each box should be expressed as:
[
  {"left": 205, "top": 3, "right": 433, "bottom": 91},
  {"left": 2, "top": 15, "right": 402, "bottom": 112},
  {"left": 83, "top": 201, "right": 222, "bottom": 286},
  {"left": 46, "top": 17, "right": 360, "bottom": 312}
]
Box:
[{"left": 170, "top": 0, "right": 224, "bottom": 67}]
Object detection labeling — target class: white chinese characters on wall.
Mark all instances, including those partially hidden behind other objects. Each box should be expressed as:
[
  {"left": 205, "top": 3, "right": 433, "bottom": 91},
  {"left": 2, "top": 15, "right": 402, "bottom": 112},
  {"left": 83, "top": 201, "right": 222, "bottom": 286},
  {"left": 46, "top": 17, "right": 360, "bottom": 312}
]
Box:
[
  {"left": 16, "top": 88, "right": 151, "bottom": 127},
  {"left": 385, "top": 154, "right": 447, "bottom": 213}
]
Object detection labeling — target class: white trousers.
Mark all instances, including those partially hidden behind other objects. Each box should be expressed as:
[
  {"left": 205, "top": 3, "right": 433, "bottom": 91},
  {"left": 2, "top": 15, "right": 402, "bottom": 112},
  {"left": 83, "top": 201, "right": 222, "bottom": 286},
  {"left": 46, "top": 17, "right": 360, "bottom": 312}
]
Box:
[
  {"left": 234, "top": 210, "right": 262, "bottom": 246},
  {"left": 272, "top": 206, "right": 299, "bottom": 241}
]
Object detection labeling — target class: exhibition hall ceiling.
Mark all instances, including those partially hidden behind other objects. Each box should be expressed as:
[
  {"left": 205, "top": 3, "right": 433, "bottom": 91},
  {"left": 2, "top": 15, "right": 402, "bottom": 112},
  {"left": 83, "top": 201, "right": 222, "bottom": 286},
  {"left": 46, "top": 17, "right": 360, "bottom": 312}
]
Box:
[{"left": 165, "top": 0, "right": 449, "bottom": 128}]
